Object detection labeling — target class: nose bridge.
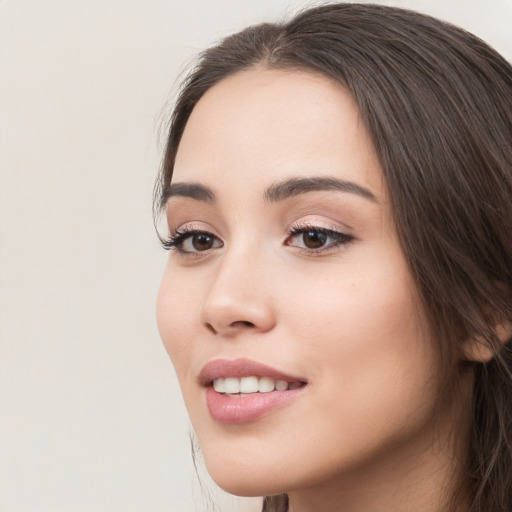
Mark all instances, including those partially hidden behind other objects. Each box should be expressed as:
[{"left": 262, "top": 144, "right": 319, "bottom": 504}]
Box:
[{"left": 200, "top": 237, "right": 275, "bottom": 335}]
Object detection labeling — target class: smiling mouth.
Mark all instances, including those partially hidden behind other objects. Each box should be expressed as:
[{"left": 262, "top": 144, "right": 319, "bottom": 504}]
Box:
[
  {"left": 201, "top": 360, "right": 307, "bottom": 423},
  {"left": 212, "top": 376, "right": 305, "bottom": 395}
]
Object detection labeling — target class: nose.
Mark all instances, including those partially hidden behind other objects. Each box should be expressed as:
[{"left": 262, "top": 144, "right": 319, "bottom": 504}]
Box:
[{"left": 200, "top": 247, "right": 276, "bottom": 337}]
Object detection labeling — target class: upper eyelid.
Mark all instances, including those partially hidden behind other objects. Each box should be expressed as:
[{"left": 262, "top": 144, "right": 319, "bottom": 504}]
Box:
[
  {"left": 168, "top": 214, "right": 355, "bottom": 238},
  {"left": 288, "top": 222, "right": 342, "bottom": 232},
  {"left": 287, "top": 218, "right": 355, "bottom": 236},
  {"left": 169, "top": 220, "right": 219, "bottom": 235}
]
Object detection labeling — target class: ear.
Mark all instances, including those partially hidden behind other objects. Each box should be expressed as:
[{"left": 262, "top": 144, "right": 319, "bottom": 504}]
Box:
[{"left": 462, "top": 319, "right": 512, "bottom": 363}]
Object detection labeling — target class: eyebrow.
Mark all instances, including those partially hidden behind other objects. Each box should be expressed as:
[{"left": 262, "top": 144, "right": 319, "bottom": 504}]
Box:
[
  {"left": 165, "top": 182, "right": 216, "bottom": 203},
  {"left": 264, "top": 176, "right": 377, "bottom": 203},
  {"left": 164, "top": 176, "right": 377, "bottom": 205}
]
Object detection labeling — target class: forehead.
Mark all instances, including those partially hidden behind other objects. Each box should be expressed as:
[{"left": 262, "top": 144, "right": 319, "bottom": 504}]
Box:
[{"left": 173, "top": 67, "right": 385, "bottom": 200}]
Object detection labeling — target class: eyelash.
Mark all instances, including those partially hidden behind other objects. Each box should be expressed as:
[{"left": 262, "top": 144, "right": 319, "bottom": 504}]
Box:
[
  {"left": 162, "top": 226, "right": 220, "bottom": 253},
  {"left": 285, "top": 223, "right": 354, "bottom": 253},
  {"left": 162, "top": 224, "right": 354, "bottom": 254}
]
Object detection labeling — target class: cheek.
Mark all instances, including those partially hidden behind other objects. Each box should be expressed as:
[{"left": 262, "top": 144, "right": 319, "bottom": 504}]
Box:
[
  {"left": 281, "top": 250, "right": 438, "bottom": 434},
  {"left": 156, "top": 269, "right": 197, "bottom": 383},
  {"left": 282, "top": 255, "right": 422, "bottom": 346}
]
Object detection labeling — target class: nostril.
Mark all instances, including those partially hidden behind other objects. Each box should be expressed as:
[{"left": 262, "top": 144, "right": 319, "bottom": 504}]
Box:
[
  {"left": 205, "top": 323, "right": 217, "bottom": 334},
  {"left": 231, "top": 320, "right": 255, "bottom": 328},
  {"left": 204, "top": 320, "right": 255, "bottom": 335}
]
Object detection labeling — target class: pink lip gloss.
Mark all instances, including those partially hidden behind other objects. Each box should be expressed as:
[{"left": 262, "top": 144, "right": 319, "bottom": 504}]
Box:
[
  {"left": 199, "top": 358, "right": 307, "bottom": 424},
  {"left": 205, "top": 385, "right": 305, "bottom": 424}
]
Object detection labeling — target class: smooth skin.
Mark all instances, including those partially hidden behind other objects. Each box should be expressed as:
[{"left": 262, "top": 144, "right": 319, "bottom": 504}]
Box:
[{"left": 157, "top": 68, "right": 471, "bottom": 512}]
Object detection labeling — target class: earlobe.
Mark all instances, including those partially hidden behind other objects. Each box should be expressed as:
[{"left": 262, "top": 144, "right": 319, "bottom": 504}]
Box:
[
  {"left": 496, "top": 319, "right": 512, "bottom": 343},
  {"left": 463, "top": 319, "right": 512, "bottom": 363}
]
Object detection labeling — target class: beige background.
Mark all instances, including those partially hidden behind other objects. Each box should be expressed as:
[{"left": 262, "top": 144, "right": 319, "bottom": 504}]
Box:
[{"left": 1, "top": 1, "right": 511, "bottom": 511}]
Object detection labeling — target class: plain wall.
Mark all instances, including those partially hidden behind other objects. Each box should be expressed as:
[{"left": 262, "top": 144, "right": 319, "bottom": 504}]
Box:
[{"left": 1, "top": 1, "right": 511, "bottom": 511}]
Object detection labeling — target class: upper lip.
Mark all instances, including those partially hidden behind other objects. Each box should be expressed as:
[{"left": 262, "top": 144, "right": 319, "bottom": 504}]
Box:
[{"left": 198, "top": 358, "right": 306, "bottom": 387}]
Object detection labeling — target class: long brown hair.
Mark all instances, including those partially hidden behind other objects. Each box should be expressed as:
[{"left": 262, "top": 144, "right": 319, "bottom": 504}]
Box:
[{"left": 155, "top": 4, "right": 512, "bottom": 511}]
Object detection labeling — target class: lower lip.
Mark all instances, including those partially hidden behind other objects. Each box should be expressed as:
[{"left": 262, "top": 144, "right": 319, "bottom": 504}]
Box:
[{"left": 205, "top": 386, "right": 305, "bottom": 424}]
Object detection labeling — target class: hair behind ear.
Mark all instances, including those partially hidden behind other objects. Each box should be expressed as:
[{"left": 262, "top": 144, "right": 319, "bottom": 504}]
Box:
[
  {"left": 262, "top": 494, "right": 288, "bottom": 512},
  {"left": 469, "top": 341, "right": 512, "bottom": 511}
]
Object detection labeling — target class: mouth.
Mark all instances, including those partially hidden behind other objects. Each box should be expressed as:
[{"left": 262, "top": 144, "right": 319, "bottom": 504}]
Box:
[
  {"left": 212, "top": 376, "right": 304, "bottom": 395},
  {"left": 199, "top": 358, "right": 307, "bottom": 423}
]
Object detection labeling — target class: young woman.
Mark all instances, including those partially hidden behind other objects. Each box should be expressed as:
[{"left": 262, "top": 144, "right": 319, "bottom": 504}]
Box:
[{"left": 155, "top": 4, "right": 512, "bottom": 511}]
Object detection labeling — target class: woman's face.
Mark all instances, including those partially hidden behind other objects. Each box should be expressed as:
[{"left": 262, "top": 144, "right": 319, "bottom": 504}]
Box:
[{"left": 157, "top": 68, "right": 446, "bottom": 497}]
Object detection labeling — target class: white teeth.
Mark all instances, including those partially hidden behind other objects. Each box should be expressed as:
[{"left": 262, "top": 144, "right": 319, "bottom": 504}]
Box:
[
  {"left": 258, "top": 377, "right": 275, "bottom": 393},
  {"left": 223, "top": 377, "right": 240, "bottom": 394},
  {"left": 213, "top": 378, "right": 224, "bottom": 392},
  {"left": 240, "top": 376, "right": 259, "bottom": 393},
  {"left": 212, "top": 376, "right": 300, "bottom": 395},
  {"left": 275, "top": 380, "right": 289, "bottom": 391}
]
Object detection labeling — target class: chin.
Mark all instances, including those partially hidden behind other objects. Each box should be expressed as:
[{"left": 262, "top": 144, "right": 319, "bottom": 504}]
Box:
[
  {"left": 210, "top": 471, "right": 281, "bottom": 497},
  {"left": 202, "top": 450, "right": 291, "bottom": 497}
]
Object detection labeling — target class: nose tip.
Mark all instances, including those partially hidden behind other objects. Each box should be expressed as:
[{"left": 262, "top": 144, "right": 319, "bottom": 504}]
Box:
[
  {"left": 201, "top": 269, "right": 276, "bottom": 337},
  {"left": 202, "top": 297, "right": 275, "bottom": 336}
]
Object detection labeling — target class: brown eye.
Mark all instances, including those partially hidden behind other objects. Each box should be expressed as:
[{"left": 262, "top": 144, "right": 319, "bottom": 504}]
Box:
[
  {"left": 165, "top": 229, "right": 223, "bottom": 254},
  {"left": 286, "top": 226, "right": 354, "bottom": 253},
  {"left": 192, "top": 233, "right": 216, "bottom": 251},
  {"left": 302, "top": 230, "right": 327, "bottom": 249}
]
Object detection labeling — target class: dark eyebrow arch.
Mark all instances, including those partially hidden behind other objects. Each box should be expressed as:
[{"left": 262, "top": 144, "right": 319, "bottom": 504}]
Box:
[
  {"left": 264, "top": 176, "right": 377, "bottom": 203},
  {"left": 163, "top": 176, "right": 376, "bottom": 207},
  {"left": 164, "top": 182, "right": 216, "bottom": 204}
]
